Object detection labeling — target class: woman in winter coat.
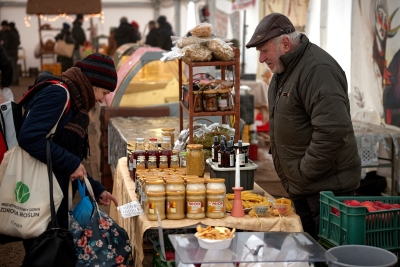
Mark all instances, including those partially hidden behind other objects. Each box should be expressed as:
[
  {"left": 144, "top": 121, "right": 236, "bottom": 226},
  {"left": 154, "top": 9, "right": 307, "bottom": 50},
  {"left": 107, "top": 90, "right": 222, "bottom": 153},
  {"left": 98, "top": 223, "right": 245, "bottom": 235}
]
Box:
[
  {"left": 18, "top": 53, "right": 118, "bottom": 253},
  {"left": 55, "top": 23, "right": 76, "bottom": 72}
]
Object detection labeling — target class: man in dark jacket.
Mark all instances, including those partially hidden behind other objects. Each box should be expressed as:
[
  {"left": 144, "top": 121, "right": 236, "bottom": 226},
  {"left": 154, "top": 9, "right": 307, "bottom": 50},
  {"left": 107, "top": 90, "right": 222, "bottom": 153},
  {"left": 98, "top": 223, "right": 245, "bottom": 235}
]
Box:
[
  {"left": 145, "top": 20, "right": 159, "bottom": 47},
  {"left": 55, "top": 23, "right": 76, "bottom": 72},
  {"left": 72, "top": 14, "right": 86, "bottom": 63},
  {"left": 114, "top": 16, "right": 138, "bottom": 48},
  {"left": 2, "top": 21, "right": 19, "bottom": 85},
  {"left": 246, "top": 13, "right": 361, "bottom": 239},
  {"left": 157, "top": 15, "right": 174, "bottom": 50},
  {"left": 0, "top": 45, "right": 12, "bottom": 89}
]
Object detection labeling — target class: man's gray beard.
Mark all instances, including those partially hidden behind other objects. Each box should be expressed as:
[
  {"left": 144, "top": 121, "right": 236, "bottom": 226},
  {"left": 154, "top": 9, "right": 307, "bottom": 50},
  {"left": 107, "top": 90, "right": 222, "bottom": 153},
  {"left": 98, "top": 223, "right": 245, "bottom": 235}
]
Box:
[{"left": 272, "top": 60, "right": 285, "bottom": 74}]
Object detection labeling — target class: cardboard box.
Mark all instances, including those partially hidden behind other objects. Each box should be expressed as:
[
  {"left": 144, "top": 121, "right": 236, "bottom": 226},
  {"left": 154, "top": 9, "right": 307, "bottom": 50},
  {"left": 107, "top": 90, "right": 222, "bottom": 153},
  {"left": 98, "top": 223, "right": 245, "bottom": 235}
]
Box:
[{"left": 206, "top": 158, "right": 257, "bottom": 193}]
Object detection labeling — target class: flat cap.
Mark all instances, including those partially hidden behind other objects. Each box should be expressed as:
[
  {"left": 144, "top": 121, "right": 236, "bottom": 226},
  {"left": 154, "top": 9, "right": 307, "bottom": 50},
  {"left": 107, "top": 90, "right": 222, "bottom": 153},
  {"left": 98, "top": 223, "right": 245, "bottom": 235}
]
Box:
[{"left": 246, "top": 13, "right": 295, "bottom": 48}]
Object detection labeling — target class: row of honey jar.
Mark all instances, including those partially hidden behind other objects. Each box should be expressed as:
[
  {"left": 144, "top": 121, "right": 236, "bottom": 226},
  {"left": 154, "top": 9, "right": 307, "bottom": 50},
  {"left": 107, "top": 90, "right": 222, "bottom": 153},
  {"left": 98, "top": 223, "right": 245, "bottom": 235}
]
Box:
[{"left": 135, "top": 174, "right": 227, "bottom": 221}]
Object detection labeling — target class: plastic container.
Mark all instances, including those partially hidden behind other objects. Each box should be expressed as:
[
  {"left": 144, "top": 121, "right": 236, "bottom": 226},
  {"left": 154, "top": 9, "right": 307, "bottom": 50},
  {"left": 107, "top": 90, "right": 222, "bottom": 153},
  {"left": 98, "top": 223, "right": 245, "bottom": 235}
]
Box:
[
  {"left": 319, "top": 191, "right": 400, "bottom": 250},
  {"left": 327, "top": 245, "right": 398, "bottom": 267},
  {"left": 186, "top": 191, "right": 206, "bottom": 219},
  {"left": 206, "top": 158, "right": 257, "bottom": 193},
  {"left": 206, "top": 189, "right": 225, "bottom": 219}
]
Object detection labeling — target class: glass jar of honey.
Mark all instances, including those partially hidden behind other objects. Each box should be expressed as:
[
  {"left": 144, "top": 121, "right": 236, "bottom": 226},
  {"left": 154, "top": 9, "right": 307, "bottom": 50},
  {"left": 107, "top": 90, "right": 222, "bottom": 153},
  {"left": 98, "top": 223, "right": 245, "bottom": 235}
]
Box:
[
  {"left": 145, "top": 192, "right": 166, "bottom": 221},
  {"left": 170, "top": 155, "right": 180, "bottom": 169},
  {"left": 166, "top": 192, "right": 185, "bottom": 219},
  {"left": 159, "top": 155, "right": 169, "bottom": 169},
  {"left": 206, "top": 189, "right": 225, "bottom": 219},
  {"left": 186, "top": 191, "right": 206, "bottom": 219},
  {"left": 217, "top": 88, "right": 233, "bottom": 111},
  {"left": 202, "top": 90, "right": 218, "bottom": 112},
  {"left": 206, "top": 178, "right": 226, "bottom": 192},
  {"left": 186, "top": 144, "right": 204, "bottom": 177}
]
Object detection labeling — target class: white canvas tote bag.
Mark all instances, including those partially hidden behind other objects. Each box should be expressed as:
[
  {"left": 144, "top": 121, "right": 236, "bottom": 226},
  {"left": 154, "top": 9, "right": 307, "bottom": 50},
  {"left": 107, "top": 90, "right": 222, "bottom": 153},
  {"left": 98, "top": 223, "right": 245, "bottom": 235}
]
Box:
[{"left": 0, "top": 86, "right": 69, "bottom": 239}]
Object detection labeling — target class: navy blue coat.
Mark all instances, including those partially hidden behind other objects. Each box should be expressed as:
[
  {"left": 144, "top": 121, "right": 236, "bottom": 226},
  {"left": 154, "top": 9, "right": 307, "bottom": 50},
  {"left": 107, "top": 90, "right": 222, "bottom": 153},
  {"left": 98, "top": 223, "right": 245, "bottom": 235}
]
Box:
[{"left": 18, "top": 78, "right": 105, "bottom": 228}]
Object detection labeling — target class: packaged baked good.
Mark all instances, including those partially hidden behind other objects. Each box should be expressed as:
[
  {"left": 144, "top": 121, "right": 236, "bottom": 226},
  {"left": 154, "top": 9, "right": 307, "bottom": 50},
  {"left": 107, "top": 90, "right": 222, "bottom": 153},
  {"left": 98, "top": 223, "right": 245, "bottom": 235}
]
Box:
[
  {"left": 190, "top": 23, "right": 213, "bottom": 37},
  {"left": 207, "top": 38, "right": 235, "bottom": 61},
  {"left": 175, "top": 35, "right": 208, "bottom": 48},
  {"left": 181, "top": 44, "right": 212, "bottom": 63}
]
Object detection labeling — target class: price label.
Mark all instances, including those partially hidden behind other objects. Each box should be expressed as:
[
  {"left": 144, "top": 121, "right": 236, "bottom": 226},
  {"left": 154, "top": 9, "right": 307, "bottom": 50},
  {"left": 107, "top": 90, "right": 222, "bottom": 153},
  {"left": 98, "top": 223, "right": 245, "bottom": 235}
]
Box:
[{"left": 117, "top": 201, "right": 144, "bottom": 218}]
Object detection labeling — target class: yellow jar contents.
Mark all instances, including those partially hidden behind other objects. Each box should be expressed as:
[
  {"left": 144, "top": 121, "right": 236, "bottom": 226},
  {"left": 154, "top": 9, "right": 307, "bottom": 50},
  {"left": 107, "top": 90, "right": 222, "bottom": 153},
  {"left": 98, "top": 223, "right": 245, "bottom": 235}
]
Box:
[
  {"left": 186, "top": 191, "right": 206, "bottom": 219},
  {"left": 147, "top": 158, "right": 157, "bottom": 169},
  {"left": 166, "top": 192, "right": 185, "bottom": 219},
  {"left": 159, "top": 155, "right": 169, "bottom": 169},
  {"left": 161, "top": 128, "right": 175, "bottom": 146},
  {"left": 136, "top": 159, "right": 146, "bottom": 170},
  {"left": 186, "top": 144, "right": 204, "bottom": 177},
  {"left": 146, "top": 192, "right": 166, "bottom": 221},
  {"left": 206, "top": 190, "right": 226, "bottom": 219}
]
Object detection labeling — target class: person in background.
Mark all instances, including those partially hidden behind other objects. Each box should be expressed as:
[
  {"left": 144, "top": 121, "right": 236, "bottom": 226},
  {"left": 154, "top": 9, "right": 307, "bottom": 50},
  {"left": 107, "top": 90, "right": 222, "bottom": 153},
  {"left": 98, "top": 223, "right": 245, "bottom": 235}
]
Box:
[
  {"left": 18, "top": 53, "right": 118, "bottom": 256},
  {"left": 114, "top": 17, "right": 138, "bottom": 48},
  {"left": 2, "top": 21, "right": 19, "bottom": 85},
  {"left": 145, "top": 20, "right": 159, "bottom": 47},
  {"left": 55, "top": 22, "right": 76, "bottom": 72},
  {"left": 246, "top": 13, "right": 361, "bottom": 240},
  {"left": 107, "top": 27, "right": 117, "bottom": 56},
  {"left": 72, "top": 14, "right": 86, "bottom": 64},
  {"left": 0, "top": 44, "right": 13, "bottom": 89},
  {"left": 0, "top": 20, "right": 8, "bottom": 46},
  {"left": 131, "top": 20, "right": 141, "bottom": 41},
  {"left": 157, "top": 15, "right": 174, "bottom": 51}
]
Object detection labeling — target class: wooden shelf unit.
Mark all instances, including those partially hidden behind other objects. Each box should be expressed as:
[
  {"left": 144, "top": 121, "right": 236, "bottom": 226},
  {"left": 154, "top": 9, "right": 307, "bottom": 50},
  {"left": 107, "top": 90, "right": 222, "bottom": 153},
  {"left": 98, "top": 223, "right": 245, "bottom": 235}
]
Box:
[{"left": 178, "top": 47, "right": 241, "bottom": 143}]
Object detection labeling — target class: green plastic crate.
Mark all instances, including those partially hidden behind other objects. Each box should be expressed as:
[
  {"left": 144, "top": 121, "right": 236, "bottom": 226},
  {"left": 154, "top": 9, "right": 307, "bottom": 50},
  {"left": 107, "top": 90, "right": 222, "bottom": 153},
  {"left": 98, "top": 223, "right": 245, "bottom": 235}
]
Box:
[
  {"left": 319, "top": 191, "right": 400, "bottom": 250},
  {"left": 149, "top": 235, "right": 175, "bottom": 267}
]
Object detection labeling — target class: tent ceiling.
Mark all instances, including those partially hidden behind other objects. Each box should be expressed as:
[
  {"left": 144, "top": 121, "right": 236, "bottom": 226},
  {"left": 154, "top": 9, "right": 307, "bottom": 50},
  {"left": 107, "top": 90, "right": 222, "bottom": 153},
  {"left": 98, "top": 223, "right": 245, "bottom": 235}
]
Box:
[{"left": 26, "top": 0, "right": 102, "bottom": 14}]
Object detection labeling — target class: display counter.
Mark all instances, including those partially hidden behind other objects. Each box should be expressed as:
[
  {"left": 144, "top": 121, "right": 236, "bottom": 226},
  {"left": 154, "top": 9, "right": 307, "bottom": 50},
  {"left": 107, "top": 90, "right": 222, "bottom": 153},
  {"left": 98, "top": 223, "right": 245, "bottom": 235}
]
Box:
[{"left": 109, "top": 157, "right": 303, "bottom": 267}]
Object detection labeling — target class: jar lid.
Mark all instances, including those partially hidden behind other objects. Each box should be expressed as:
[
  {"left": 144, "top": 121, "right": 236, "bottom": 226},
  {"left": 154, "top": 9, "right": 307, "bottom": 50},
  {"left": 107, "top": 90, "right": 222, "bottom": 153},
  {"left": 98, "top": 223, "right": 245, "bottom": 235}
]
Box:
[
  {"left": 149, "top": 137, "right": 158, "bottom": 141},
  {"left": 136, "top": 137, "right": 144, "bottom": 141},
  {"left": 207, "top": 178, "right": 225, "bottom": 183},
  {"left": 206, "top": 189, "right": 226, "bottom": 194},
  {"left": 147, "top": 192, "right": 166, "bottom": 196},
  {"left": 187, "top": 144, "right": 203, "bottom": 149},
  {"left": 182, "top": 175, "right": 199, "bottom": 180},
  {"left": 146, "top": 179, "right": 164, "bottom": 185},
  {"left": 186, "top": 190, "right": 206, "bottom": 195},
  {"left": 165, "top": 179, "right": 184, "bottom": 184},
  {"left": 166, "top": 191, "right": 185, "bottom": 196},
  {"left": 217, "top": 88, "right": 231, "bottom": 94},
  {"left": 181, "top": 151, "right": 187, "bottom": 156},
  {"left": 203, "top": 89, "right": 217, "bottom": 95},
  {"left": 186, "top": 178, "right": 206, "bottom": 184},
  {"left": 161, "top": 128, "right": 175, "bottom": 131}
]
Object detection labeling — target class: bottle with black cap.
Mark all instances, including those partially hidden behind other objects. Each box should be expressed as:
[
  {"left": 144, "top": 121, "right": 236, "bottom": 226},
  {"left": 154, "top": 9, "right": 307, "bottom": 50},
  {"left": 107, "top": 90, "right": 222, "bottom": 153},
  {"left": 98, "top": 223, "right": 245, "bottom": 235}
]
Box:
[
  {"left": 212, "top": 136, "right": 219, "bottom": 162},
  {"left": 237, "top": 140, "right": 245, "bottom": 167}
]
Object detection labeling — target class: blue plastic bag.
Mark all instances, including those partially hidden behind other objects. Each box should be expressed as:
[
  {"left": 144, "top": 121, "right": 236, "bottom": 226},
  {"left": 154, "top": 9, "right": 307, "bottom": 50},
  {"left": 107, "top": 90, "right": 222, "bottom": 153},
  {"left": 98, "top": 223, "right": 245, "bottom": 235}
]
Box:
[{"left": 72, "top": 180, "right": 94, "bottom": 229}]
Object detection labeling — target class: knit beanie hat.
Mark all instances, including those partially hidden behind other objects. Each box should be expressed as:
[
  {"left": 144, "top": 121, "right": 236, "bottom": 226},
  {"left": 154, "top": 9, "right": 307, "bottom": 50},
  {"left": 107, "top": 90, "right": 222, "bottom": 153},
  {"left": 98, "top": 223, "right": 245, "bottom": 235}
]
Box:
[
  {"left": 63, "top": 22, "right": 70, "bottom": 30},
  {"left": 74, "top": 53, "right": 117, "bottom": 92}
]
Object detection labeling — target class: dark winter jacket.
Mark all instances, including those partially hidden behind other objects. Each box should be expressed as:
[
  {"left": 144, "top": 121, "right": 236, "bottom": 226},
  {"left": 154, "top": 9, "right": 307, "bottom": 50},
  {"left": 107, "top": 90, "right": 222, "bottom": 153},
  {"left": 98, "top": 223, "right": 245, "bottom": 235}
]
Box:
[
  {"left": 72, "top": 20, "right": 86, "bottom": 50},
  {"left": 0, "top": 45, "right": 12, "bottom": 87},
  {"left": 268, "top": 34, "right": 361, "bottom": 199},
  {"left": 17, "top": 72, "right": 105, "bottom": 228},
  {"left": 3, "top": 29, "right": 19, "bottom": 58},
  {"left": 145, "top": 28, "right": 159, "bottom": 47},
  {"left": 157, "top": 23, "right": 173, "bottom": 51},
  {"left": 114, "top": 22, "right": 138, "bottom": 48}
]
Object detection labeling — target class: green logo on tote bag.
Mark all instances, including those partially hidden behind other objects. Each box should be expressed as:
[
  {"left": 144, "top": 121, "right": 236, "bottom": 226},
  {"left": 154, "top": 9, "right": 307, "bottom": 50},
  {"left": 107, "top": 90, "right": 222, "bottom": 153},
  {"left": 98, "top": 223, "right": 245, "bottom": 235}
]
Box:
[{"left": 15, "top": 182, "right": 30, "bottom": 203}]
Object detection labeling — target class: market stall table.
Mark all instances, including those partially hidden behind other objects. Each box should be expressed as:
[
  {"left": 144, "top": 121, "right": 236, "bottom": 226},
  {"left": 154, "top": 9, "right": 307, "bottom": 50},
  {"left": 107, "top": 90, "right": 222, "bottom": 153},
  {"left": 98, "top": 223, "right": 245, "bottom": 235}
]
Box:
[
  {"left": 109, "top": 157, "right": 303, "bottom": 267},
  {"left": 353, "top": 120, "right": 400, "bottom": 195}
]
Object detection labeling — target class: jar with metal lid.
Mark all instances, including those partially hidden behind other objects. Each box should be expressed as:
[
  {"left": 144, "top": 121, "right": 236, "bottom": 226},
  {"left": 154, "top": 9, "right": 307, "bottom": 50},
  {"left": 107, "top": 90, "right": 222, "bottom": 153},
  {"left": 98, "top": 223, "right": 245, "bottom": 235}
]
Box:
[
  {"left": 136, "top": 158, "right": 146, "bottom": 170},
  {"left": 186, "top": 191, "right": 206, "bottom": 219},
  {"left": 193, "top": 90, "right": 203, "bottom": 112},
  {"left": 170, "top": 155, "right": 179, "bottom": 169},
  {"left": 165, "top": 179, "right": 185, "bottom": 193},
  {"left": 186, "top": 178, "right": 206, "bottom": 192},
  {"left": 202, "top": 90, "right": 218, "bottom": 112},
  {"left": 186, "top": 144, "right": 204, "bottom": 177},
  {"left": 206, "top": 178, "right": 226, "bottom": 192},
  {"left": 159, "top": 155, "right": 169, "bottom": 169},
  {"left": 145, "top": 192, "right": 166, "bottom": 221},
  {"left": 161, "top": 128, "right": 175, "bottom": 147},
  {"left": 166, "top": 192, "right": 185, "bottom": 219},
  {"left": 145, "top": 179, "right": 165, "bottom": 194},
  {"left": 206, "top": 190, "right": 225, "bottom": 219},
  {"left": 217, "top": 88, "right": 233, "bottom": 111}
]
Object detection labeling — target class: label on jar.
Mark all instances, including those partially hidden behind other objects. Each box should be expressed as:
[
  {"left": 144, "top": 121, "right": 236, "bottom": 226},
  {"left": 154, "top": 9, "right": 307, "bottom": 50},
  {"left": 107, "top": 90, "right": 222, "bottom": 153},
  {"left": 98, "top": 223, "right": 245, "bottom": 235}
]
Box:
[
  {"left": 187, "top": 201, "right": 204, "bottom": 213},
  {"left": 181, "top": 158, "right": 186, "bottom": 167},
  {"left": 207, "top": 201, "right": 224, "bottom": 212},
  {"left": 239, "top": 153, "right": 245, "bottom": 165},
  {"left": 167, "top": 201, "right": 177, "bottom": 213},
  {"left": 148, "top": 201, "right": 155, "bottom": 214},
  {"left": 218, "top": 98, "right": 228, "bottom": 108}
]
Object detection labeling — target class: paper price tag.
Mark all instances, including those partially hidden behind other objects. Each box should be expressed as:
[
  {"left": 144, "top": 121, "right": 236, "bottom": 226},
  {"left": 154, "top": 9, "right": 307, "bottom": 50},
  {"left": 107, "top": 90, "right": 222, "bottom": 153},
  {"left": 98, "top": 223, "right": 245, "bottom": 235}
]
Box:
[{"left": 117, "top": 201, "right": 144, "bottom": 218}]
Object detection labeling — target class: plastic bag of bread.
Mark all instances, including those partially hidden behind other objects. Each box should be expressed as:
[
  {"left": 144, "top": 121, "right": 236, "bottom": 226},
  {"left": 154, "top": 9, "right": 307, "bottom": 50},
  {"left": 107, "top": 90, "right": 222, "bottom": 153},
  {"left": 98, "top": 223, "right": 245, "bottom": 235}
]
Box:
[
  {"left": 206, "top": 38, "right": 235, "bottom": 61},
  {"left": 181, "top": 44, "right": 212, "bottom": 63},
  {"left": 190, "top": 23, "right": 213, "bottom": 37},
  {"left": 174, "top": 35, "right": 209, "bottom": 48}
]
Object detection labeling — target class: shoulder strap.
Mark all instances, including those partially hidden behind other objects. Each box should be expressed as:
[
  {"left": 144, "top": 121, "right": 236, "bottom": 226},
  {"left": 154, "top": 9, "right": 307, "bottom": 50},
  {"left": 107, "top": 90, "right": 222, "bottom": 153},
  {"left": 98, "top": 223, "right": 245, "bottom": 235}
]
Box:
[{"left": 46, "top": 85, "right": 70, "bottom": 139}]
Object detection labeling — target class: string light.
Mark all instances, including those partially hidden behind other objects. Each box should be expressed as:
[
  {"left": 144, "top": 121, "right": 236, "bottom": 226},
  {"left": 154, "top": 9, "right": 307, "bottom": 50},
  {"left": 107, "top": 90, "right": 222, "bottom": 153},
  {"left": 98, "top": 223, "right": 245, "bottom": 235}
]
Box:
[{"left": 24, "top": 12, "right": 105, "bottom": 28}]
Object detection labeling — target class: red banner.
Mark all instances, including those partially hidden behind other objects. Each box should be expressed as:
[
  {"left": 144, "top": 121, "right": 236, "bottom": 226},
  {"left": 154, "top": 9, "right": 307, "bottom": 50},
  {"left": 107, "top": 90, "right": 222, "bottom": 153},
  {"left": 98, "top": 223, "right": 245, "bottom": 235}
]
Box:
[{"left": 232, "top": 0, "right": 256, "bottom": 11}]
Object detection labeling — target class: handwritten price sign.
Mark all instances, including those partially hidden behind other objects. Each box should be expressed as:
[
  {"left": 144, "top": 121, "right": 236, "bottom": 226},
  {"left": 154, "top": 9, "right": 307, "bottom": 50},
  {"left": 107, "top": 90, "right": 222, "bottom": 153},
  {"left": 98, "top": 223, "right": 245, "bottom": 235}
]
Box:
[{"left": 117, "top": 201, "right": 144, "bottom": 218}]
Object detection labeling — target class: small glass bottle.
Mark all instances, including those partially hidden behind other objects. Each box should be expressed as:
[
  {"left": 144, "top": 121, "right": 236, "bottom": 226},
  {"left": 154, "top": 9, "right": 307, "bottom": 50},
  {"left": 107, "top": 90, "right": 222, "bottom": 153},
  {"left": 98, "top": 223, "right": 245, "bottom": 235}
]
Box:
[
  {"left": 218, "top": 140, "right": 226, "bottom": 168},
  {"left": 238, "top": 140, "right": 245, "bottom": 167},
  {"left": 170, "top": 155, "right": 180, "bottom": 169},
  {"left": 180, "top": 151, "right": 187, "bottom": 168},
  {"left": 160, "top": 136, "right": 172, "bottom": 167},
  {"left": 136, "top": 158, "right": 146, "bottom": 170},
  {"left": 226, "top": 141, "right": 235, "bottom": 167},
  {"left": 161, "top": 128, "right": 175, "bottom": 147},
  {"left": 159, "top": 155, "right": 169, "bottom": 169},
  {"left": 147, "top": 157, "right": 157, "bottom": 169},
  {"left": 147, "top": 137, "right": 158, "bottom": 162},
  {"left": 212, "top": 136, "right": 219, "bottom": 163}
]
